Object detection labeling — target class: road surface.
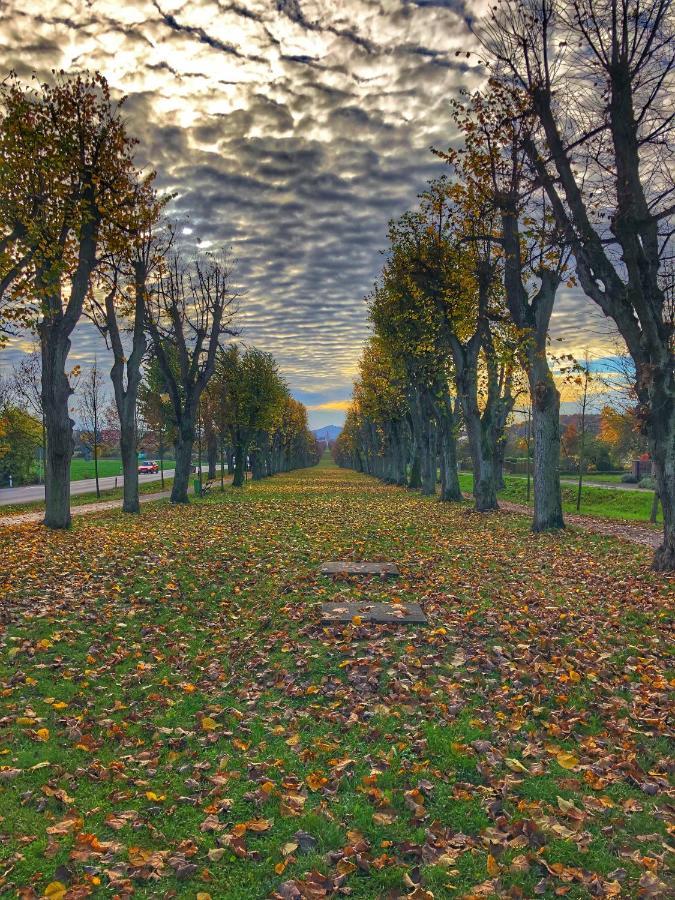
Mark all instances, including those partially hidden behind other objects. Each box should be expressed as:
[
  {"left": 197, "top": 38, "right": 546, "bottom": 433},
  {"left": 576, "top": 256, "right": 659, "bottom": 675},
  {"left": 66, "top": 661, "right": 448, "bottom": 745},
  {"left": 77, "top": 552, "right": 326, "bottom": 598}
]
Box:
[{"left": 0, "top": 468, "right": 176, "bottom": 507}]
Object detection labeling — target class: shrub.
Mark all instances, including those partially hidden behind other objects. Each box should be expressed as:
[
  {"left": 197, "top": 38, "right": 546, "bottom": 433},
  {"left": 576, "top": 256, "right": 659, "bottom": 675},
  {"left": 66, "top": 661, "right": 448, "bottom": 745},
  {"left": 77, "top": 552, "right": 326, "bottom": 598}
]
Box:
[
  {"left": 621, "top": 473, "right": 638, "bottom": 484},
  {"left": 638, "top": 476, "right": 656, "bottom": 490}
]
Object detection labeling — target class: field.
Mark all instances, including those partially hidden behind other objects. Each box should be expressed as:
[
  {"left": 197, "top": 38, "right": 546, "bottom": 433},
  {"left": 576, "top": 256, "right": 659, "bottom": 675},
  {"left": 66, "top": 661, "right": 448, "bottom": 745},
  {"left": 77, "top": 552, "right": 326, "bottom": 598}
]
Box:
[
  {"left": 68, "top": 459, "right": 125, "bottom": 481},
  {"left": 0, "top": 460, "right": 671, "bottom": 898},
  {"left": 458, "top": 474, "right": 661, "bottom": 525}
]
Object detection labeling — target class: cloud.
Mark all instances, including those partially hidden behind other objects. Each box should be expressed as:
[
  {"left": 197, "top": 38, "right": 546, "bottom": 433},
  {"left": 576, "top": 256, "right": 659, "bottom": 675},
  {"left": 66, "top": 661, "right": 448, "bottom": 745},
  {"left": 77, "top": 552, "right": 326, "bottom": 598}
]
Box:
[
  {"left": 306, "top": 399, "right": 352, "bottom": 412},
  {"left": 0, "top": 0, "right": 614, "bottom": 416}
]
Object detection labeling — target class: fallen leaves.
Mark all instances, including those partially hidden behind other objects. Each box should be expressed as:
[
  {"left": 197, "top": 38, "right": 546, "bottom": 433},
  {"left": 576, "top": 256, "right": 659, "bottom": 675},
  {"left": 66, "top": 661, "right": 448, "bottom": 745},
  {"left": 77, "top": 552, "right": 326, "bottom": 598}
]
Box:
[{"left": 0, "top": 464, "right": 671, "bottom": 898}]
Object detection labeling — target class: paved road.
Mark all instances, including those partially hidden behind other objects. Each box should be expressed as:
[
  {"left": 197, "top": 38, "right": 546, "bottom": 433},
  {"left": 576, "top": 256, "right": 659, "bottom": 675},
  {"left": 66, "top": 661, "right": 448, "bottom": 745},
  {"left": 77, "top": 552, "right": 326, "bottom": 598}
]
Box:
[{"left": 0, "top": 468, "right": 176, "bottom": 507}]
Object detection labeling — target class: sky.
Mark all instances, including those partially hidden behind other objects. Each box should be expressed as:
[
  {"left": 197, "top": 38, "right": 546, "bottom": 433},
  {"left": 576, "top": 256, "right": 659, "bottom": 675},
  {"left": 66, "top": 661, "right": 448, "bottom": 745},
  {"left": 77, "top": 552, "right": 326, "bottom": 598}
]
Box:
[{"left": 0, "top": 0, "right": 620, "bottom": 428}]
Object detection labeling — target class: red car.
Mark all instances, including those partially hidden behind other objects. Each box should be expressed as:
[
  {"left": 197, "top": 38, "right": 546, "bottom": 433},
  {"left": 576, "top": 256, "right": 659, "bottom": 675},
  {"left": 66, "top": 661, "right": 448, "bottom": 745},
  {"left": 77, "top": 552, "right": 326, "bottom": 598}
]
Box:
[{"left": 138, "top": 460, "right": 159, "bottom": 474}]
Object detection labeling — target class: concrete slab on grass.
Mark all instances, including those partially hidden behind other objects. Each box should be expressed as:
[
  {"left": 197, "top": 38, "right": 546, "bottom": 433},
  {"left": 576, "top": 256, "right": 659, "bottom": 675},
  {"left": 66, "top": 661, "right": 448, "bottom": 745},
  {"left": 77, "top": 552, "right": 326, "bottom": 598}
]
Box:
[
  {"left": 319, "top": 561, "right": 400, "bottom": 577},
  {"left": 320, "top": 600, "right": 426, "bottom": 625}
]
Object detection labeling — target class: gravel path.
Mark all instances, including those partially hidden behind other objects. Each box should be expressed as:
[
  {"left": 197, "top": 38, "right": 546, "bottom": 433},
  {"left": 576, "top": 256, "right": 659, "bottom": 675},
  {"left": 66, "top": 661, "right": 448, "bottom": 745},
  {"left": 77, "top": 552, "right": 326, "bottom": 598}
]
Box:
[{"left": 0, "top": 490, "right": 172, "bottom": 528}]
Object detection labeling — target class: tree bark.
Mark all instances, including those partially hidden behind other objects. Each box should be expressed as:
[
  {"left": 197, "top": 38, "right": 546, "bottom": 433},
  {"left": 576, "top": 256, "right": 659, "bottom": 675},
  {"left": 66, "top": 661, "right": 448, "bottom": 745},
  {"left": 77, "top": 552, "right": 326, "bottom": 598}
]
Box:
[
  {"left": 436, "top": 399, "right": 461, "bottom": 502},
  {"left": 530, "top": 367, "right": 564, "bottom": 531},
  {"left": 172, "top": 424, "right": 194, "bottom": 503},
  {"left": 119, "top": 415, "right": 140, "bottom": 514},
  {"left": 651, "top": 380, "right": 675, "bottom": 570},
  {"left": 40, "top": 326, "right": 74, "bottom": 529},
  {"left": 232, "top": 439, "right": 246, "bottom": 487}
]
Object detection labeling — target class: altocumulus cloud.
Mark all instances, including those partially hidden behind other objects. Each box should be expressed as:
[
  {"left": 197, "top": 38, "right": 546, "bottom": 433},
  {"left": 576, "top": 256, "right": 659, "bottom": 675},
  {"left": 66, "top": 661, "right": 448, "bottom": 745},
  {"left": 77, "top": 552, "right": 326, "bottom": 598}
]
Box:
[{"left": 0, "top": 0, "right": 609, "bottom": 426}]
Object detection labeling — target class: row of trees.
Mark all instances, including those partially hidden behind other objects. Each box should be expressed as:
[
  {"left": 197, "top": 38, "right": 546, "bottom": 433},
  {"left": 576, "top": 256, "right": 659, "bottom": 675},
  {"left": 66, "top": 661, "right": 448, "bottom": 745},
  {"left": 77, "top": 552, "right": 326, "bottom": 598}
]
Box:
[
  {"left": 140, "top": 344, "right": 321, "bottom": 494},
  {"left": 0, "top": 72, "right": 318, "bottom": 524},
  {"left": 335, "top": 0, "right": 674, "bottom": 571}
]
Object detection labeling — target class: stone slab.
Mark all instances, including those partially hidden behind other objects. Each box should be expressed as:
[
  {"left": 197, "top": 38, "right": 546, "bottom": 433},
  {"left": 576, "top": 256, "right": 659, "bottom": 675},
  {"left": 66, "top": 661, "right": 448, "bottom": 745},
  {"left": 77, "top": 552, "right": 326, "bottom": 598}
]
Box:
[
  {"left": 320, "top": 600, "right": 427, "bottom": 625},
  {"left": 319, "top": 561, "right": 400, "bottom": 577}
]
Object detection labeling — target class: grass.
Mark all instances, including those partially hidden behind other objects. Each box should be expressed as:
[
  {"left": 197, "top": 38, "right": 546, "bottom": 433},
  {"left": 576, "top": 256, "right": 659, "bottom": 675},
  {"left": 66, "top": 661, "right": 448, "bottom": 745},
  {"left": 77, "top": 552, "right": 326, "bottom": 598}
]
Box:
[
  {"left": 458, "top": 472, "right": 661, "bottom": 524},
  {"left": 69, "top": 458, "right": 125, "bottom": 480},
  {"left": 559, "top": 472, "right": 626, "bottom": 485},
  {"left": 0, "top": 458, "right": 671, "bottom": 898},
  {"left": 0, "top": 477, "right": 175, "bottom": 516}
]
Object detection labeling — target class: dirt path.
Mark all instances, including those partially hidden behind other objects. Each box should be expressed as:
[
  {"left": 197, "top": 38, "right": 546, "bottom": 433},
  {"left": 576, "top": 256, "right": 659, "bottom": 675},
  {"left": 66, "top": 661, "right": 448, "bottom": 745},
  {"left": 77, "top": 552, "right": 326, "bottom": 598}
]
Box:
[
  {"left": 497, "top": 498, "right": 661, "bottom": 549},
  {"left": 0, "top": 490, "right": 172, "bottom": 527}
]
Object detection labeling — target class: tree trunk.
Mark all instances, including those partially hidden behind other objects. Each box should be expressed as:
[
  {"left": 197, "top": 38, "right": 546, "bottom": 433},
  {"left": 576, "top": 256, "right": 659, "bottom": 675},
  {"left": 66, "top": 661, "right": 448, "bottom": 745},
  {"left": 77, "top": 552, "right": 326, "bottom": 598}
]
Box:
[
  {"left": 172, "top": 426, "right": 194, "bottom": 503},
  {"left": 251, "top": 447, "right": 265, "bottom": 480},
  {"left": 233, "top": 441, "right": 246, "bottom": 487},
  {"left": 119, "top": 408, "right": 140, "bottom": 514},
  {"left": 651, "top": 380, "right": 675, "bottom": 571},
  {"left": 206, "top": 430, "right": 217, "bottom": 479},
  {"left": 420, "top": 416, "right": 437, "bottom": 496},
  {"left": 464, "top": 407, "right": 498, "bottom": 511},
  {"left": 439, "top": 421, "right": 461, "bottom": 502},
  {"left": 530, "top": 363, "right": 564, "bottom": 531},
  {"left": 93, "top": 437, "right": 100, "bottom": 498},
  {"left": 40, "top": 327, "right": 74, "bottom": 529}
]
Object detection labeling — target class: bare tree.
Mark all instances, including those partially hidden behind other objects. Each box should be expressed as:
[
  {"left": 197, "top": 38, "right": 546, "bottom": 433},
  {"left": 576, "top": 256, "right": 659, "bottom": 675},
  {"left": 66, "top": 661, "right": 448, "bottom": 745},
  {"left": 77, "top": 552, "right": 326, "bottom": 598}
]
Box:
[
  {"left": 145, "top": 250, "right": 238, "bottom": 503},
  {"left": 77, "top": 360, "right": 107, "bottom": 498},
  {"left": 93, "top": 214, "right": 169, "bottom": 513},
  {"left": 480, "top": 0, "right": 675, "bottom": 569},
  {"left": 11, "top": 348, "right": 45, "bottom": 483}
]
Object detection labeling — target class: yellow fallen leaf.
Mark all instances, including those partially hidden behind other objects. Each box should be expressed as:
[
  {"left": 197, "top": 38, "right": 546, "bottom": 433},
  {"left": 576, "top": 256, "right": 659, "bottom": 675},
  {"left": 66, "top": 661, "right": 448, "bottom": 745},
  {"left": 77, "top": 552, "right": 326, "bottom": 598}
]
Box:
[
  {"left": 201, "top": 717, "right": 218, "bottom": 731},
  {"left": 43, "top": 882, "right": 66, "bottom": 899},
  {"left": 244, "top": 818, "right": 272, "bottom": 832},
  {"left": 196, "top": 893, "right": 212, "bottom": 900},
  {"left": 556, "top": 751, "right": 580, "bottom": 770},
  {"left": 35, "top": 728, "right": 50, "bottom": 741},
  {"left": 352, "top": 615, "right": 362, "bottom": 626},
  {"left": 306, "top": 772, "right": 328, "bottom": 791},
  {"left": 487, "top": 853, "right": 500, "bottom": 876},
  {"left": 52, "top": 702, "right": 68, "bottom": 710},
  {"left": 505, "top": 757, "right": 529, "bottom": 773},
  {"left": 145, "top": 791, "right": 165, "bottom": 802}
]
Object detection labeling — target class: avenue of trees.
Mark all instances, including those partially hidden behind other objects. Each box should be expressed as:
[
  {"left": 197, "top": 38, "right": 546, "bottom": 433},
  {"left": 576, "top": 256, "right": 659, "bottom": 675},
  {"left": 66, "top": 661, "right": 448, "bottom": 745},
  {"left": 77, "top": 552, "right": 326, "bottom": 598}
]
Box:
[
  {"left": 0, "top": 72, "right": 319, "bottom": 524},
  {"left": 335, "top": 0, "right": 674, "bottom": 571}
]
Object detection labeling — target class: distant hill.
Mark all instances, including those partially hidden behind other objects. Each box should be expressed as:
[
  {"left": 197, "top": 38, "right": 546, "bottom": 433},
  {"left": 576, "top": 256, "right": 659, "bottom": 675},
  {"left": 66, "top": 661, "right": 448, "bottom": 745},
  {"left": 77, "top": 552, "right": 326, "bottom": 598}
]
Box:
[{"left": 312, "top": 425, "right": 342, "bottom": 442}]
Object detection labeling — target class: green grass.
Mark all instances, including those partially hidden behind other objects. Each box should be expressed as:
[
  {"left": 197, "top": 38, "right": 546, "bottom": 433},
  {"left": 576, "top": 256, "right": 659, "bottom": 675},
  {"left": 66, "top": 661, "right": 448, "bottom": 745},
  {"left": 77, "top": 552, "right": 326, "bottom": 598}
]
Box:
[
  {"left": 0, "top": 461, "right": 671, "bottom": 898},
  {"left": 69, "top": 457, "right": 125, "bottom": 480},
  {"left": 459, "top": 472, "right": 660, "bottom": 524},
  {"left": 0, "top": 476, "right": 175, "bottom": 516},
  {"left": 559, "top": 472, "right": 626, "bottom": 485}
]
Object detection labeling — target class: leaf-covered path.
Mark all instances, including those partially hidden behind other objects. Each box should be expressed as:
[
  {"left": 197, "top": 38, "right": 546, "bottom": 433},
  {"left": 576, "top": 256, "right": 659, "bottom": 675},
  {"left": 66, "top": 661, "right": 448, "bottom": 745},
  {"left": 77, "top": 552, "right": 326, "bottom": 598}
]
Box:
[{"left": 1, "top": 461, "right": 672, "bottom": 898}]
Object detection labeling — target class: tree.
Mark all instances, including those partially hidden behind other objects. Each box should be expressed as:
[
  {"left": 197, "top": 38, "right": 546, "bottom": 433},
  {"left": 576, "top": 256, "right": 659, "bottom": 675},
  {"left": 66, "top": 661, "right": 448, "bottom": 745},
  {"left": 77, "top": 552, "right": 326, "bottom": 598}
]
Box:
[
  {"left": 417, "top": 179, "right": 517, "bottom": 510},
  {"left": 145, "top": 250, "right": 237, "bottom": 503},
  {"left": 77, "top": 360, "right": 107, "bottom": 498},
  {"left": 481, "top": 0, "right": 675, "bottom": 567},
  {"left": 212, "top": 345, "right": 287, "bottom": 487},
  {"left": 0, "top": 406, "right": 43, "bottom": 486},
  {"left": 445, "top": 86, "right": 569, "bottom": 529},
  {"left": 0, "top": 72, "right": 154, "bottom": 528},
  {"left": 11, "top": 348, "right": 45, "bottom": 483},
  {"left": 94, "top": 212, "right": 168, "bottom": 513},
  {"left": 138, "top": 354, "right": 177, "bottom": 488}
]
